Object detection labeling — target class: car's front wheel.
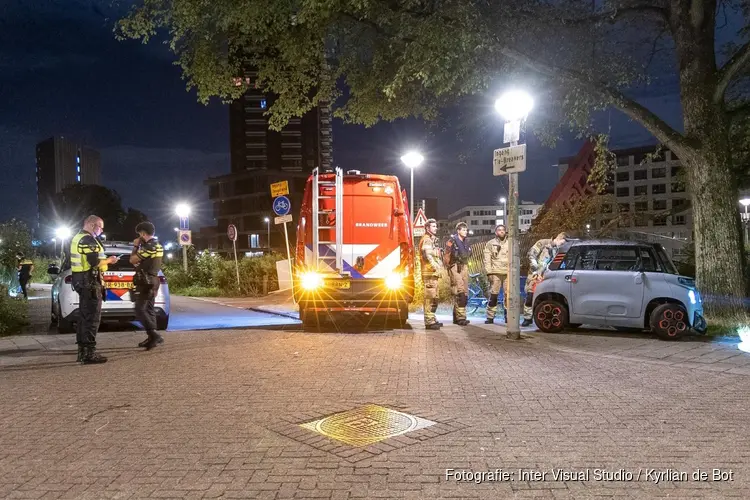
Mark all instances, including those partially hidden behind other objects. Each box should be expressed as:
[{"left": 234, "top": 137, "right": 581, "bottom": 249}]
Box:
[
  {"left": 650, "top": 303, "right": 688, "bottom": 340},
  {"left": 533, "top": 299, "right": 568, "bottom": 333}
]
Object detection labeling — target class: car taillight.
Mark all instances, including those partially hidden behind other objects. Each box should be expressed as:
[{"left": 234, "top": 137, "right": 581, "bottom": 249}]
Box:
[
  {"left": 159, "top": 276, "right": 167, "bottom": 284},
  {"left": 64, "top": 276, "right": 72, "bottom": 284}
]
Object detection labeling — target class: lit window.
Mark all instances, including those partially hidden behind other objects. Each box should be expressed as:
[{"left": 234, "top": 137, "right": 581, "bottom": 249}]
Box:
[
  {"left": 77, "top": 175, "right": 81, "bottom": 182},
  {"left": 76, "top": 156, "right": 80, "bottom": 163},
  {"left": 250, "top": 234, "right": 260, "bottom": 248},
  {"left": 260, "top": 99, "right": 267, "bottom": 109},
  {"left": 77, "top": 166, "right": 80, "bottom": 173}
]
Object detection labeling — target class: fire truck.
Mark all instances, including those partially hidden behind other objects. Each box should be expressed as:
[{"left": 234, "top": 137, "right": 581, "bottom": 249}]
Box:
[{"left": 293, "top": 167, "right": 415, "bottom": 328}]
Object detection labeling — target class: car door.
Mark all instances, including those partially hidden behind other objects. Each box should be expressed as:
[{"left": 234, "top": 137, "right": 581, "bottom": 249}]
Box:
[{"left": 569, "top": 246, "right": 645, "bottom": 318}]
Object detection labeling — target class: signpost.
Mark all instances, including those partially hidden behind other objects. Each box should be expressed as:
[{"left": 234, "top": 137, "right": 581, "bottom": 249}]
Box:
[
  {"left": 271, "top": 188, "right": 294, "bottom": 298},
  {"left": 178, "top": 229, "right": 191, "bottom": 272},
  {"left": 412, "top": 207, "right": 428, "bottom": 237},
  {"left": 227, "top": 224, "right": 240, "bottom": 287},
  {"left": 493, "top": 144, "right": 527, "bottom": 176}
]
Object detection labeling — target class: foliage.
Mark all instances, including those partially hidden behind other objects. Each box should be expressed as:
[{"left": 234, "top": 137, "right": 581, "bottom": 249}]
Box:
[
  {"left": 31, "top": 258, "right": 55, "bottom": 285},
  {"left": 589, "top": 135, "right": 616, "bottom": 194},
  {"left": 0, "top": 286, "right": 28, "bottom": 336},
  {"left": 0, "top": 219, "right": 33, "bottom": 271},
  {"left": 530, "top": 194, "right": 625, "bottom": 241},
  {"left": 121, "top": 208, "right": 150, "bottom": 239},
  {"left": 163, "top": 252, "right": 283, "bottom": 297}
]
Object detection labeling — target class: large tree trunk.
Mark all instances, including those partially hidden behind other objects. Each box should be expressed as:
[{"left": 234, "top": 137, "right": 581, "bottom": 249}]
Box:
[{"left": 672, "top": 0, "right": 746, "bottom": 315}]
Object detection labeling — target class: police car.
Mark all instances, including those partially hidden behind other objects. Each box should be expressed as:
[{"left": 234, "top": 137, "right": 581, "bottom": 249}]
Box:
[{"left": 48, "top": 241, "right": 171, "bottom": 334}]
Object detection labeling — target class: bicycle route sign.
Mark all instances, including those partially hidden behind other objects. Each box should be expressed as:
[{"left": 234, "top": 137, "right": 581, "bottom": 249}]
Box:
[{"left": 273, "top": 196, "right": 291, "bottom": 216}]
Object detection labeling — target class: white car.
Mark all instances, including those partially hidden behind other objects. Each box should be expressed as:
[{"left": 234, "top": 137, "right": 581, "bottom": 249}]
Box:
[{"left": 49, "top": 241, "right": 170, "bottom": 334}]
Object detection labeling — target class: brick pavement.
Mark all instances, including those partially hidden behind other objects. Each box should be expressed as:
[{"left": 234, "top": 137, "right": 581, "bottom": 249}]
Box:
[{"left": 1, "top": 323, "right": 750, "bottom": 499}]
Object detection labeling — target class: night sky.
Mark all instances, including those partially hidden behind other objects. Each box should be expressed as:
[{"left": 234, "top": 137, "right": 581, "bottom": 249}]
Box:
[{"left": 0, "top": 0, "right": 684, "bottom": 238}]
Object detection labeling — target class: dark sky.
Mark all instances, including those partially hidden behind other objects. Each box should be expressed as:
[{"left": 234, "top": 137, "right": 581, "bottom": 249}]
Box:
[{"left": 0, "top": 0, "right": 684, "bottom": 237}]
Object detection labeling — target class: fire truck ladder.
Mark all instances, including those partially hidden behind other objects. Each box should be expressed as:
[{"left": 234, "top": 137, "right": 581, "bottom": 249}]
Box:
[{"left": 312, "top": 167, "right": 344, "bottom": 273}]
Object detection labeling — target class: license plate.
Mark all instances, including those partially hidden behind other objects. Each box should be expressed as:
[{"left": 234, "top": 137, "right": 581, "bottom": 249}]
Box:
[
  {"left": 325, "top": 279, "right": 350, "bottom": 290},
  {"left": 106, "top": 282, "right": 132, "bottom": 290}
]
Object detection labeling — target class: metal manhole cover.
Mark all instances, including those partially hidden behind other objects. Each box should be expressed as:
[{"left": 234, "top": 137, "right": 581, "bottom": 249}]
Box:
[{"left": 300, "top": 404, "right": 436, "bottom": 447}]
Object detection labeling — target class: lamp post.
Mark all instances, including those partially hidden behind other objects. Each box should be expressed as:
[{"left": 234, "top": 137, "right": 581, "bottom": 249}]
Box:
[
  {"left": 740, "top": 198, "right": 750, "bottom": 243},
  {"left": 401, "top": 151, "right": 424, "bottom": 221},
  {"left": 175, "top": 203, "right": 191, "bottom": 272},
  {"left": 495, "top": 90, "right": 534, "bottom": 340},
  {"left": 499, "top": 197, "right": 507, "bottom": 226},
  {"left": 264, "top": 217, "right": 270, "bottom": 251},
  {"left": 55, "top": 227, "right": 71, "bottom": 260}
]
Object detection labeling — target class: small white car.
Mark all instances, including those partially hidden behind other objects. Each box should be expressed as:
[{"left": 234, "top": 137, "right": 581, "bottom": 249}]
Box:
[
  {"left": 532, "top": 240, "right": 707, "bottom": 340},
  {"left": 49, "top": 241, "right": 170, "bottom": 334}
]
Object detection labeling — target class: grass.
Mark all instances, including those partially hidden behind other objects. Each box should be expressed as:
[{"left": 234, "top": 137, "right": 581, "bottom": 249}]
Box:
[
  {"left": 171, "top": 285, "right": 223, "bottom": 297},
  {"left": 0, "top": 287, "right": 29, "bottom": 336}
]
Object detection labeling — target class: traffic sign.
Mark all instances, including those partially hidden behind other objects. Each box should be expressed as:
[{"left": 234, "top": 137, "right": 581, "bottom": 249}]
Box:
[
  {"left": 179, "top": 216, "right": 190, "bottom": 231},
  {"left": 275, "top": 214, "right": 293, "bottom": 225},
  {"left": 413, "top": 208, "right": 428, "bottom": 227},
  {"left": 493, "top": 144, "right": 527, "bottom": 176},
  {"left": 227, "top": 224, "right": 237, "bottom": 242},
  {"left": 178, "top": 230, "right": 192, "bottom": 246},
  {"left": 270, "top": 180, "right": 289, "bottom": 197},
  {"left": 273, "top": 195, "right": 291, "bottom": 216}
]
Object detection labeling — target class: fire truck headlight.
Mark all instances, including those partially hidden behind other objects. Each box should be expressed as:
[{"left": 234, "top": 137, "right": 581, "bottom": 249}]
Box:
[
  {"left": 385, "top": 273, "right": 403, "bottom": 290},
  {"left": 301, "top": 272, "right": 322, "bottom": 290}
]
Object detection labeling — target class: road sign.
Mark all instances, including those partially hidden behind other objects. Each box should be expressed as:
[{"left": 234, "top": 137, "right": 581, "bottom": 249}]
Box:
[
  {"left": 227, "top": 224, "right": 237, "bottom": 242},
  {"left": 179, "top": 216, "right": 190, "bottom": 231},
  {"left": 178, "top": 230, "right": 192, "bottom": 246},
  {"left": 493, "top": 144, "right": 527, "bottom": 176},
  {"left": 270, "top": 181, "right": 289, "bottom": 198},
  {"left": 273, "top": 195, "right": 291, "bottom": 216},
  {"left": 275, "top": 214, "right": 293, "bottom": 225},
  {"left": 412, "top": 207, "right": 428, "bottom": 237}
]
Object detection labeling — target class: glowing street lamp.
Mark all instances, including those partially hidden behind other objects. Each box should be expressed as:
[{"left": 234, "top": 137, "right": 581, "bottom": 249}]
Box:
[
  {"left": 740, "top": 198, "right": 750, "bottom": 242},
  {"left": 55, "top": 227, "right": 72, "bottom": 259},
  {"left": 264, "top": 217, "right": 270, "bottom": 249},
  {"left": 401, "top": 151, "right": 424, "bottom": 222},
  {"left": 495, "top": 89, "right": 534, "bottom": 340}
]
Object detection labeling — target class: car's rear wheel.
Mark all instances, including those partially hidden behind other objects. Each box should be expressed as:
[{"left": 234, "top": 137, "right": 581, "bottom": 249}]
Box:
[
  {"left": 650, "top": 303, "right": 689, "bottom": 340},
  {"left": 533, "top": 299, "right": 568, "bottom": 333},
  {"left": 156, "top": 315, "right": 169, "bottom": 331}
]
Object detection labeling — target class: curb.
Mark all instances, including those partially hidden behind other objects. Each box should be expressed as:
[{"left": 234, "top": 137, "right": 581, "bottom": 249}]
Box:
[{"left": 246, "top": 307, "right": 300, "bottom": 321}]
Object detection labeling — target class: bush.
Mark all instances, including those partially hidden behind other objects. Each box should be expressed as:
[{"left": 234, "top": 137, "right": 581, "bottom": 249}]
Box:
[{"left": 0, "top": 285, "right": 28, "bottom": 336}]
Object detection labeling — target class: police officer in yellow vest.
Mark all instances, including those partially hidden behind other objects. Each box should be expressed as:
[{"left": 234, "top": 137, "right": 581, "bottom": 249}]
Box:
[
  {"left": 418, "top": 218, "right": 444, "bottom": 330},
  {"left": 16, "top": 253, "right": 34, "bottom": 300},
  {"left": 130, "top": 222, "right": 165, "bottom": 349},
  {"left": 70, "top": 215, "right": 119, "bottom": 364}
]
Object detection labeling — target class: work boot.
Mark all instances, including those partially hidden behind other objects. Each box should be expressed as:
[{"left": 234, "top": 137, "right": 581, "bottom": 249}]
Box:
[
  {"left": 76, "top": 346, "right": 85, "bottom": 363},
  {"left": 81, "top": 347, "right": 107, "bottom": 365},
  {"left": 144, "top": 332, "right": 164, "bottom": 350},
  {"left": 521, "top": 318, "right": 533, "bottom": 327},
  {"left": 426, "top": 323, "right": 441, "bottom": 330},
  {"left": 434, "top": 321, "right": 444, "bottom": 327},
  {"left": 485, "top": 318, "right": 494, "bottom": 324},
  {"left": 457, "top": 319, "right": 470, "bottom": 326},
  {"left": 137, "top": 337, "right": 151, "bottom": 348}
]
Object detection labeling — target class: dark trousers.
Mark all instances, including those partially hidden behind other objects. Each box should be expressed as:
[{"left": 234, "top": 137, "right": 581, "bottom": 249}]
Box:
[
  {"left": 135, "top": 284, "right": 159, "bottom": 333},
  {"left": 18, "top": 277, "right": 29, "bottom": 299},
  {"left": 77, "top": 287, "right": 102, "bottom": 347}
]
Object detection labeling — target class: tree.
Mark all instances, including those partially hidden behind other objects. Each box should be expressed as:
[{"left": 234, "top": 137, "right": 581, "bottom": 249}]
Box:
[
  {"left": 0, "top": 219, "right": 33, "bottom": 271},
  {"left": 118, "top": 1, "right": 750, "bottom": 314},
  {"left": 121, "top": 208, "right": 150, "bottom": 240},
  {"left": 50, "top": 185, "right": 127, "bottom": 237}
]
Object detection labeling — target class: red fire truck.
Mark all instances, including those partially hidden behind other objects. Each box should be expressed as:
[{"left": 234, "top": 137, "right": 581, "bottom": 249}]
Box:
[{"left": 294, "top": 168, "right": 415, "bottom": 328}]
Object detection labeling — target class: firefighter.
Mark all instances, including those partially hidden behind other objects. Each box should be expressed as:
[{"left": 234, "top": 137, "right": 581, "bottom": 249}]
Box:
[
  {"left": 483, "top": 224, "right": 509, "bottom": 324},
  {"left": 16, "top": 253, "right": 34, "bottom": 300},
  {"left": 130, "top": 222, "right": 165, "bottom": 350},
  {"left": 522, "top": 232, "right": 568, "bottom": 327},
  {"left": 419, "top": 218, "right": 443, "bottom": 330},
  {"left": 444, "top": 222, "right": 471, "bottom": 326},
  {"left": 70, "top": 215, "right": 119, "bottom": 364}
]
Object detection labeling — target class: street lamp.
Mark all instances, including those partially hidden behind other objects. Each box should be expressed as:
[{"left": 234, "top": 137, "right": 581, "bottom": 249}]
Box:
[
  {"left": 499, "top": 197, "right": 507, "bottom": 226},
  {"left": 264, "top": 217, "right": 270, "bottom": 250},
  {"left": 495, "top": 89, "right": 534, "bottom": 340},
  {"left": 55, "top": 227, "right": 71, "bottom": 260},
  {"left": 175, "top": 203, "right": 191, "bottom": 271},
  {"left": 740, "top": 198, "right": 750, "bottom": 242},
  {"left": 401, "top": 151, "right": 424, "bottom": 222}
]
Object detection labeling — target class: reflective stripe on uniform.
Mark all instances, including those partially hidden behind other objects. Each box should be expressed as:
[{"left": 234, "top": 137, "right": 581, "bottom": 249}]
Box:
[{"left": 70, "top": 231, "right": 106, "bottom": 273}]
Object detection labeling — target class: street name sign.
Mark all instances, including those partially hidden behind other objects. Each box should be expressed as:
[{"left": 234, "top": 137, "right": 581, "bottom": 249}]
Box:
[{"left": 493, "top": 144, "right": 527, "bottom": 176}]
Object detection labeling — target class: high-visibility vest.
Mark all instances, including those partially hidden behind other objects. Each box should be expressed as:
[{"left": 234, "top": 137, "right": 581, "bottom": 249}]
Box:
[{"left": 70, "top": 231, "right": 107, "bottom": 273}]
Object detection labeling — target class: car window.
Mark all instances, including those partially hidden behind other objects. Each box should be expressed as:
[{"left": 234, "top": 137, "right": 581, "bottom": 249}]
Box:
[
  {"left": 107, "top": 256, "right": 135, "bottom": 272},
  {"left": 639, "top": 247, "right": 663, "bottom": 272},
  {"left": 556, "top": 247, "right": 580, "bottom": 270},
  {"left": 576, "top": 248, "right": 597, "bottom": 270},
  {"left": 595, "top": 247, "right": 639, "bottom": 271},
  {"left": 653, "top": 244, "right": 678, "bottom": 274}
]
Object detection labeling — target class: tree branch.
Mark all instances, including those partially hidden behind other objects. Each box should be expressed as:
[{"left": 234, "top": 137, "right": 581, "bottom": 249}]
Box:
[
  {"left": 499, "top": 47, "right": 691, "bottom": 155},
  {"left": 556, "top": 4, "right": 670, "bottom": 25},
  {"left": 715, "top": 40, "right": 750, "bottom": 103}
]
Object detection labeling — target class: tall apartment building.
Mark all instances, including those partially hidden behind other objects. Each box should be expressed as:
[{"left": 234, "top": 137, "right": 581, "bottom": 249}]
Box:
[
  {"left": 36, "top": 136, "right": 101, "bottom": 231},
  {"left": 442, "top": 202, "right": 542, "bottom": 236},
  {"left": 549, "top": 141, "right": 692, "bottom": 258},
  {"left": 416, "top": 198, "right": 438, "bottom": 220},
  {"left": 201, "top": 71, "right": 333, "bottom": 254}
]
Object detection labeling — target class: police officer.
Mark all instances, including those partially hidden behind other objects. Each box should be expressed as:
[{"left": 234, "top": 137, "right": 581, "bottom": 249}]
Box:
[
  {"left": 419, "top": 218, "right": 443, "bottom": 330},
  {"left": 522, "top": 232, "right": 568, "bottom": 327},
  {"left": 16, "top": 253, "right": 34, "bottom": 300},
  {"left": 444, "top": 222, "right": 471, "bottom": 326},
  {"left": 130, "top": 222, "right": 165, "bottom": 349},
  {"left": 483, "top": 224, "right": 509, "bottom": 324},
  {"left": 70, "top": 215, "right": 119, "bottom": 364}
]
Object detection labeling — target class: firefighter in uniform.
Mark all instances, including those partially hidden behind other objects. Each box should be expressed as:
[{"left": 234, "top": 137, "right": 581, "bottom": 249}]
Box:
[
  {"left": 16, "top": 253, "right": 34, "bottom": 300},
  {"left": 419, "top": 218, "right": 443, "bottom": 330},
  {"left": 70, "top": 215, "right": 119, "bottom": 364},
  {"left": 522, "top": 232, "right": 568, "bottom": 326},
  {"left": 483, "top": 224, "right": 509, "bottom": 324},
  {"left": 130, "top": 222, "right": 165, "bottom": 349},
  {"left": 444, "top": 222, "right": 471, "bottom": 326}
]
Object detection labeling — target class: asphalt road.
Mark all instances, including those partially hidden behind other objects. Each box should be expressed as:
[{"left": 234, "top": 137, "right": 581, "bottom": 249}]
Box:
[{"left": 22, "top": 285, "right": 299, "bottom": 335}]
